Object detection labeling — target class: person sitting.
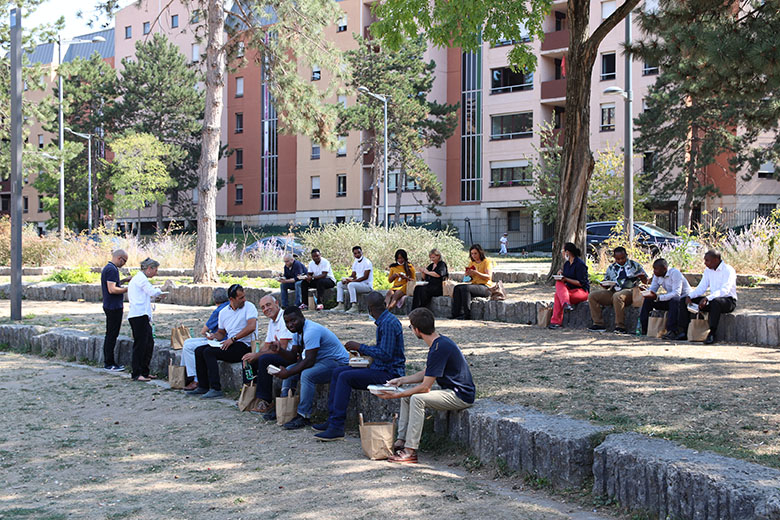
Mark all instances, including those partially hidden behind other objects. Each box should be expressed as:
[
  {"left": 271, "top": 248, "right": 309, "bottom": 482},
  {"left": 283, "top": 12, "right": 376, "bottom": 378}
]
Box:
[
  {"left": 377, "top": 308, "right": 475, "bottom": 464},
  {"left": 180, "top": 287, "right": 230, "bottom": 391},
  {"left": 451, "top": 244, "right": 493, "bottom": 320},
  {"left": 188, "top": 284, "right": 258, "bottom": 399},
  {"left": 273, "top": 307, "right": 350, "bottom": 429},
  {"left": 299, "top": 249, "right": 336, "bottom": 311},
  {"left": 679, "top": 249, "right": 737, "bottom": 344},
  {"left": 278, "top": 253, "right": 307, "bottom": 309},
  {"left": 548, "top": 242, "right": 589, "bottom": 329},
  {"left": 335, "top": 246, "right": 373, "bottom": 313},
  {"left": 312, "top": 291, "right": 406, "bottom": 441},
  {"left": 588, "top": 246, "right": 648, "bottom": 334},
  {"left": 241, "top": 295, "right": 297, "bottom": 415},
  {"left": 385, "top": 249, "right": 416, "bottom": 310},
  {"left": 411, "top": 248, "right": 449, "bottom": 310},
  {"left": 640, "top": 258, "right": 691, "bottom": 340}
]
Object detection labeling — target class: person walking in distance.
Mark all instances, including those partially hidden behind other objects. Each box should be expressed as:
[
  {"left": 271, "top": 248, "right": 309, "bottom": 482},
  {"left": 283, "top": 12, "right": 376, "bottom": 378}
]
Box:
[{"left": 101, "top": 249, "right": 131, "bottom": 371}]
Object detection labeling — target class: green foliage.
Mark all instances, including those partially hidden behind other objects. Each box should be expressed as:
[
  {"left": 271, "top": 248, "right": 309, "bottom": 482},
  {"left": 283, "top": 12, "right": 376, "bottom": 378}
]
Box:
[
  {"left": 527, "top": 122, "right": 562, "bottom": 225},
  {"left": 45, "top": 265, "right": 99, "bottom": 284},
  {"left": 218, "top": 273, "right": 250, "bottom": 286},
  {"left": 0, "top": 216, "right": 62, "bottom": 266}
]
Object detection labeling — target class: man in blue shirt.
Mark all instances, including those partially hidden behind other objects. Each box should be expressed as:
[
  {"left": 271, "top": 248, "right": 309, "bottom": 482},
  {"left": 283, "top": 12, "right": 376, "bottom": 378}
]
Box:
[
  {"left": 278, "top": 254, "right": 308, "bottom": 309},
  {"left": 313, "top": 291, "right": 405, "bottom": 441},
  {"left": 101, "top": 250, "right": 130, "bottom": 371},
  {"left": 378, "top": 307, "right": 475, "bottom": 464},
  {"left": 275, "top": 307, "right": 350, "bottom": 429},
  {"left": 179, "top": 287, "right": 230, "bottom": 390}
]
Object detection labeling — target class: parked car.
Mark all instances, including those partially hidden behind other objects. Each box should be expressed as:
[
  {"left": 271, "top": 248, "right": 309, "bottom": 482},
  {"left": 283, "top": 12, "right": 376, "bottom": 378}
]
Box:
[
  {"left": 585, "top": 221, "right": 698, "bottom": 256},
  {"left": 242, "top": 236, "right": 306, "bottom": 257}
]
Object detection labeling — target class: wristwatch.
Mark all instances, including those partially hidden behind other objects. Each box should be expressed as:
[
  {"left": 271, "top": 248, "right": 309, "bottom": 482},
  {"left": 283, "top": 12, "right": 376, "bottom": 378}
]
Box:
[{"left": 231, "top": 336, "right": 238, "bottom": 343}]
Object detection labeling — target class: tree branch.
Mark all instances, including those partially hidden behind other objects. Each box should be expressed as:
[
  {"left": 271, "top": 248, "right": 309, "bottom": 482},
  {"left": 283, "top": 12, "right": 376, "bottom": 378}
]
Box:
[{"left": 587, "top": 0, "right": 643, "bottom": 53}]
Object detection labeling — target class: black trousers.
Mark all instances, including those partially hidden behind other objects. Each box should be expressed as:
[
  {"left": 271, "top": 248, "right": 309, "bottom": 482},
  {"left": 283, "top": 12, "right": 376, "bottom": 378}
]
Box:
[
  {"left": 299, "top": 277, "right": 336, "bottom": 304},
  {"left": 249, "top": 353, "right": 290, "bottom": 402},
  {"left": 451, "top": 283, "right": 490, "bottom": 318},
  {"left": 195, "top": 342, "right": 251, "bottom": 391},
  {"left": 128, "top": 315, "right": 154, "bottom": 379},
  {"left": 679, "top": 296, "right": 737, "bottom": 336},
  {"left": 411, "top": 284, "right": 443, "bottom": 310},
  {"left": 639, "top": 297, "right": 683, "bottom": 335},
  {"left": 103, "top": 308, "right": 123, "bottom": 367}
]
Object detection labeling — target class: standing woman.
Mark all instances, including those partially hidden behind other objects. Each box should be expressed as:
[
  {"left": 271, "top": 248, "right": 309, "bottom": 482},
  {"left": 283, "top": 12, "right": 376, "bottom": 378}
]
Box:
[
  {"left": 548, "top": 242, "right": 590, "bottom": 329},
  {"left": 127, "top": 258, "right": 165, "bottom": 381},
  {"left": 411, "top": 248, "right": 449, "bottom": 310},
  {"left": 385, "top": 249, "right": 416, "bottom": 310},
  {"left": 451, "top": 244, "right": 493, "bottom": 320}
]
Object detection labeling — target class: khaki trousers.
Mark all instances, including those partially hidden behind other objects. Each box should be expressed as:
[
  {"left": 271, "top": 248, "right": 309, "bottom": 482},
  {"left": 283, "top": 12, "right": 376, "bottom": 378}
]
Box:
[
  {"left": 397, "top": 389, "right": 471, "bottom": 450},
  {"left": 589, "top": 288, "right": 633, "bottom": 328}
]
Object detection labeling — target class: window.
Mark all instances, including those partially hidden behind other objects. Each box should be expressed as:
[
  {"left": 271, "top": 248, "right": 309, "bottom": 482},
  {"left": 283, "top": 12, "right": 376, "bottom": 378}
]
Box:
[
  {"left": 192, "top": 188, "right": 198, "bottom": 204},
  {"left": 492, "top": 22, "right": 531, "bottom": 46},
  {"left": 171, "top": 14, "right": 179, "bottom": 28},
  {"left": 507, "top": 210, "right": 529, "bottom": 231},
  {"left": 642, "top": 98, "right": 649, "bottom": 112},
  {"left": 490, "top": 160, "right": 532, "bottom": 187},
  {"left": 758, "top": 162, "right": 776, "bottom": 179},
  {"left": 400, "top": 213, "right": 421, "bottom": 224},
  {"left": 310, "top": 217, "right": 320, "bottom": 227},
  {"left": 124, "top": 26, "right": 132, "bottom": 39},
  {"left": 643, "top": 151, "right": 654, "bottom": 173},
  {"left": 38, "top": 134, "right": 43, "bottom": 149},
  {"left": 555, "top": 11, "right": 566, "bottom": 31},
  {"left": 601, "top": 52, "right": 616, "bottom": 80},
  {"left": 600, "top": 103, "right": 615, "bottom": 132},
  {"left": 335, "top": 216, "right": 346, "bottom": 224},
  {"left": 758, "top": 203, "right": 776, "bottom": 217},
  {"left": 311, "top": 142, "right": 320, "bottom": 159},
  {"left": 337, "top": 135, "right": 347, "bottom": 156},
  {"left": 337, "top": 14, "right": 347, "bottom": 32},
  {"left": 235, "top": 184, "right": 243, "bottom": 205},
  {"left": 192, "top": 43, "right": 200, "bottom": 62},
  {"left": 22, "top": 196, "right": 28, "bottom": 214},
  {"left": 37, "top": 197, "right": 43, "bottom": 212},
  {"left": 191, "top": 11, "right": 199, "bottom": 23},
  {"left": 311, "top": 65, "right": 321, "bottom": 81},
  {"left": 642, "top": 59, "right": 659, "bottom": 76},
  {"left": 601, "top": 0, "right": 616, "bottom": 19},
  {"left": 235, "top": 148, "right": 243, "bottom": 169},
  {"left": 338, "top": 94, "right": 347, "bottom": 108},
  {"left": 337, "top": 174, "right": 347, "bottom": 197},
  {"left": 237, "top": 41, "right": 245, "bottom": 58},
  {"left": 554, "top": 58, "right": 565, "bottom": 80},
  {"left": 235, "top": 113, "right": 243, "bottom": 133},
  {"left": 143, "top": 21, "right": 151, "bottom": 34},
  {"left": 553, "top": 106, "right": 565, "bottom": 129},
  {"left": 644, "top": 0, "right": 660, "bottom": 13},
  {"left": 1, "top": 196, "right": 8, "bottom": 212},
  {"left": 235, "top": 77, "right": 244, "bottom": 97},
  {"left": 490, "top": 112, "right": 533, "bottom": 140},
  {"left": 387, "top": 170, "right": 419, "bottom": 191},
  {"left": 490, "top": 67, "right": 533, "bottom": 94},
  {"left": 311, "top": 176, "right": 320, "bottom": 198}
]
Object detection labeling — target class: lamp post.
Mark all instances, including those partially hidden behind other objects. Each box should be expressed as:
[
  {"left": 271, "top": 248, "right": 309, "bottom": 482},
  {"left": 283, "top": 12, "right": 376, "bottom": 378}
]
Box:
[
  {"left": 357, "top": 86, "right": 389, "bottom": 230},
  {"left": 65, "top": 128, "right": 93, "bottom": 232},
  {"left": 10, "top": 8, "right": 22, "bottom": 321},
  {"left": 56, "top": 34, "right": 105, "bottom": 239}
]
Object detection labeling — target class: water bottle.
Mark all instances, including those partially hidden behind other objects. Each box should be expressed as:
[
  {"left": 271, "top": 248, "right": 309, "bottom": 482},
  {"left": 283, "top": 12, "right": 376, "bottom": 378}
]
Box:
[
  {"left": 635, "top": 316, "right": 641, "bottom": 336},
  {"left": 152, "top": 323, "right": 156, "bottom": 339}
]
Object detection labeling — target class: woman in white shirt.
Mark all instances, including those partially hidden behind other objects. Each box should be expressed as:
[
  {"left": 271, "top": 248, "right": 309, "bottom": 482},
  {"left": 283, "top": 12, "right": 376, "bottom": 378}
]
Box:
[{"left": 127, "top": 258, "right": 164, "bottom": 381}]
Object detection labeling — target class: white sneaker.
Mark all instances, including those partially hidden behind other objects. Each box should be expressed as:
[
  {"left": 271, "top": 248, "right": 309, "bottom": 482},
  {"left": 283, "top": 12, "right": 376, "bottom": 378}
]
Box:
[
  {"left": 334, "top": 303, "right": 345, "bottom": 312},
  {"left": 345, "top": 304, "right": 359, "bottom": 314}
]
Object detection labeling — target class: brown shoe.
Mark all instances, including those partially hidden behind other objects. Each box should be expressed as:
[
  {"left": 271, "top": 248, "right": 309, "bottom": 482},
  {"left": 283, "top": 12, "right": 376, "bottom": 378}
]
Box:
[
  {"left": 183, "top": 381, "right": 199, "bottom": 391},
  {"left": 249, "top": 400, "right": 274, "bottom": 414},
  {"left": 388, "top": 448, "right": 418, "bottom": 464}
]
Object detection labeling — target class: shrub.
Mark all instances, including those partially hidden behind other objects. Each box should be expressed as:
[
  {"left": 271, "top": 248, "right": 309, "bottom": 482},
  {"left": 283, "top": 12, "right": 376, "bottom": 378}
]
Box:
[
  {"left": 593, "top": 221, "right": 653, "bottom": 273},
  {"left": 45, "top": 265, "right": 100, "bottom": 284},
  {"left": 0, "top": 217, "right": 63, "bottom": 266}
]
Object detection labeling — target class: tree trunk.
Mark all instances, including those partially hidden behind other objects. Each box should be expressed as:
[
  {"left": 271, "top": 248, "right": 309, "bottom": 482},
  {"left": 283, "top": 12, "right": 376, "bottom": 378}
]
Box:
[
  {"left": 680, "top": 122, "right": 698, "bottom": 230},
  {"left": 156, "top": 202, "right": 164, "bottom": 233},
  {"left": 137, "top": 209, "right": 141, "bottom": 237},
  {"left": 193, "top": 0, "right": 224, "bottom": 284},
  {"left": 394, "top": 169, "right": 403, "bottom": 224}
]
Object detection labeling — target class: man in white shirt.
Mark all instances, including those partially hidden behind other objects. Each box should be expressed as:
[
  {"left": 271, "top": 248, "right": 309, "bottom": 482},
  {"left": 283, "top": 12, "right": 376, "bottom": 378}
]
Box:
[
  {"left": 127, "top": 258, "right": 164, "bottom": 381},
  {"left": 499, "top": 233, "right": 508, "bottom": 255},
  {"left": 640, "top": 258, "right": 691, "bottom": 339},
  {"left": 299, "top": 249, "right": 336, "bottom": 311},
  {"left": 188, "top": 284, "right": 258, "bottom": 398},
  {"left": 679, "top": 250, "right": 737, "bottom": 344},
  {"left": 335, "top": 246, "right": 373, "bottom": 313}
]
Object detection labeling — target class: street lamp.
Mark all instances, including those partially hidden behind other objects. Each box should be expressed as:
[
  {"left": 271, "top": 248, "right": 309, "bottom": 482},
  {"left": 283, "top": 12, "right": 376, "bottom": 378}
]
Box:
[
  {"left": 604, "top": 65, "right": 634, "bottom": 241},
  {"left": 357, "top": 86, "right": 389, "bottom": 230},
  {"left": 65, "top": 128, "right": 93, "bottom": 232},
  {"left": 56, "top": 34, "right": 105, "bottom": 240}
]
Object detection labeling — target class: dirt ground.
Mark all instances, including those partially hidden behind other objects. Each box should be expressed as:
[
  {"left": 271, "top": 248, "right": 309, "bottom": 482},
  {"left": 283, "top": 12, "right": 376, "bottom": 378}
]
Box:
[
  {"left": 1, "top": 300, "right": 779, "bottom": 470},
  {"left": 0, "top": 353, "right": 615, "bottom": 520}
]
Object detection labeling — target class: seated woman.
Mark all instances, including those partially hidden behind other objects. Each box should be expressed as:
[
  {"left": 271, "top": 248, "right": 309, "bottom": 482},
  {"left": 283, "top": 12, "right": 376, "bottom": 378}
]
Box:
[
  {"left": 385, "top": 249, "right": 416, "bottom": 310},
  {"left": 451, "top": 244, "right": 493, "bottom": 320},
  {"left": 548, "top": 242, "right": 590, "bottom": 329},
  {"left": 411, "top": 248, "right": 449, "bottom": 310}
]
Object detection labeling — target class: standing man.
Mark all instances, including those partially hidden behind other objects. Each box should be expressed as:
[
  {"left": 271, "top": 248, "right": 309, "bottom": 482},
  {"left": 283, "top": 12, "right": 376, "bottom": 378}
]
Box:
[
  {"left": 101, "top": 249, "right": 130, "bottom": 371},
  {"left": 335, "top": 246, "right": 373, "bottom": 313},
  {"left": 639, "top": 258, "right": 691, "bottom": 339},
  {"left": 313, "top": 291, "right": 405, "bottom": 441},
  {"left": 499, "top": 232, "right": 508, "bottom": 255},
  {"left": 127, "top": 258, "right": 164, "bottom": 381},
  {"left": 679, "top": 250, "right": 737, "bottom": 344},
  {"left": 588, "top": 246, "right": 648, "bottom": 334},
  {"left": 278, "top": 253, "right": 307, "bottom": 309},
  {"left": 299, "top": 249, "right": 336, "bottom": 311}
]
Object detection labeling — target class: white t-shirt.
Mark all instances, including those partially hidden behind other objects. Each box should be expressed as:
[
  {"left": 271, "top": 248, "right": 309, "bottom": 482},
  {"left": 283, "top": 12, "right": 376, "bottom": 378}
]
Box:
[
  {"left": 308, "top": 258, "right": 336, "bottom": 282},
  {"left": 351, "top": 256, "right": 374, "bottom": 287},
  {"left": 218, "top": 301, "right": 259, "bottom": 345},
  {"left": 500, "top": 236, "right": 508, "bottom": 245},
  {"left": 265, "top": 309, "right": 294, "bottom": 350}
]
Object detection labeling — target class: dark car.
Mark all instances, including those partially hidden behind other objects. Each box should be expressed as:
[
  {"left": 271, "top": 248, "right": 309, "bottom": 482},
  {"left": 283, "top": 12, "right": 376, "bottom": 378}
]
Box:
[
  {"left": 242, "top": 236, "right": 306, "bottom": 257},
  {"left": 586, "top": 221, "right": 697, "bottom": 255}
]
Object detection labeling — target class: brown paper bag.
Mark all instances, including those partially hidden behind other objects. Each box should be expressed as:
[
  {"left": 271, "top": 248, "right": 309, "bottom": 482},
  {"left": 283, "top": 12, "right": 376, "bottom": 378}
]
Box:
[
  {"left": 170, "top": 325, "right": 191, "bottom": 350},
  {"left": 647, "top": 312, "right": 667, "bottom": 338},
  {"left": 443, "top": 280, "right": 457, "bottom": 298},
  {"left": 358, "top": 413, "right": 397, "bottom": 460},
  {"left": 687, "top": 313, "right": 710, "bottom": 342},
  {"left": 537, "top": 303, "right": 553, "bottom": 327},
  {"left": 168, "top": 360, "right": 186, "bottom": 389},
  {"left": 237, "top": 382, "right": 259, "bottom": 412},
  {"left": 276, "top": 392, "right": 300, "bottom": 426},
  {"left": 405, "top": 280, "right": 417, "bottom": 296},
  {"left": 631, "top": 286, "right": 644, "bottom": 308},
  {"left": 308, "top": 291, "right": 316, "bottom": 309},
  {"left": 488, "top": 280, "right": 506, "bottom": 301}
]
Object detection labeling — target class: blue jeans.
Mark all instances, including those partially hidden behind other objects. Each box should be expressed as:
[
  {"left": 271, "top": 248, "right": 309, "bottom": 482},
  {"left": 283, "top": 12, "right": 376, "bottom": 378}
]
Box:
[
  {"left": 280, "top": 281, "right": 303, "bottom": 308},
  {"left": 325, "top": 365, "right": 393, "bottom": 433},
  {"left": 281, "top": 358, "right": 346, "bottom": 418}
]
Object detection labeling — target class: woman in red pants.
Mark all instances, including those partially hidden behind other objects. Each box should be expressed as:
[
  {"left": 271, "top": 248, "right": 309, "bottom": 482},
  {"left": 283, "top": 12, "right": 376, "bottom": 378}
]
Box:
[{"left": 548, "top": 242, "right": 590, "bottom": 329}]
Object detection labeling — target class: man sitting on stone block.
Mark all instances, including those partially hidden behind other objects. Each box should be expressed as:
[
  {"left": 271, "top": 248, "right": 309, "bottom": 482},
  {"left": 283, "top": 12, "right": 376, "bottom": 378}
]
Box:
[
  {"left": 378, "top": 307, "right": 475, "bottom": 464},
  {"left": 278, "top": 253, "right": 307, "bottom": 309},
  {"left": 188, "top": 284, "right": 258, "bottom": 399},
  {"left": 299, "top": 249, "right": 336, "bottom": 311},
  {"left": 313, "top": 291, "right": 406, "bottom": 441},
  {"left": 588, "top": 246, "right": 648, "bottom": 334},
  {"left": 272, "top": 307, "right": 350, "bottom": 429},
  {"left": 241, "top": 294, "right": 296, "bottom": 415},
  {"left": 335, "top": 245, "right": 373, "bottom": 313},
  {"left": 679, "top": 249, "right": 737, "bottom": 345},
  {"left": 639, "top": 258, "right": 691, "bottom": 340},
  {"left": 180, "top": 287, "right": 230, "bottom": 391}
]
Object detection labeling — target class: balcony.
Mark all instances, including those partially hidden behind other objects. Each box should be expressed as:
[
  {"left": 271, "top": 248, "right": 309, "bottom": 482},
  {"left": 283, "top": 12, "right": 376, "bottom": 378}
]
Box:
[
  {"left": 541, "top": 29, "right": 569, "bottom": 52},
  {"left": 541, "top": 78, "right": 567, "bottom": 102}
]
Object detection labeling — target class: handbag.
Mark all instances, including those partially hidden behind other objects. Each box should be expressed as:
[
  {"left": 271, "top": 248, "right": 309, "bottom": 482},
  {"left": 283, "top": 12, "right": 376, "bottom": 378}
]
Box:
[
  {"left": 276, "top": 391, "right": 300, "bottom": 426},
  {"left": 405, "top": 279, "right": 417, "bottom": 296},
  {"left": 170, "top": 325, "right": 191, "bottom": 350},
  {"left": 647, "top": 311, "right": 667, "bottom": 338},
  {"left": 687, "top": 312, "right": 710, "bottom": 342},
  {"left": 443, "top": 280, "right": 457, "bottom": 298},
  {"left": 631, "top": 286, "right": 644, "bottom": 308},
  {"left": 488, "top": 280, "right": 506, "bottom": 301},
  {"left": 237, "top": 381, "right": 259, "bottom": 412},
  {"left": 168, "top": 359, "right": 186, "bottom": 389},
  {"left": 537, "top": 303, "right": 553, "bottom": 327},
  {"left": 358, "top": 413, "right": 397, "bottom": 460}
]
